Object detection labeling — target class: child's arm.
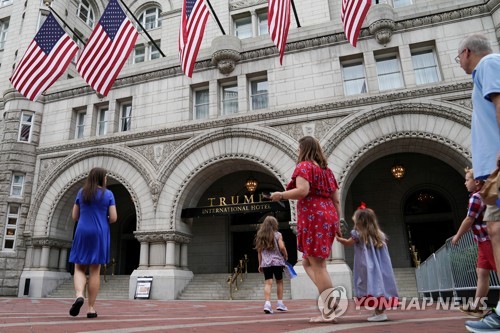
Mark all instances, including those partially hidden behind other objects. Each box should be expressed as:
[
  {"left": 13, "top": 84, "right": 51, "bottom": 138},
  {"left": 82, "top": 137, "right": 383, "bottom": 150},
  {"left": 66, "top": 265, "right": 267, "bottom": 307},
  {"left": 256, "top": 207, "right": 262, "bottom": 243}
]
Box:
[
  {"left": 336, "top": 230, "right": 355, "bottom": 246},
  {"left": 258, "top": 250, "right": 263, "bottom": 273},
  {"left": 451, "top": 216, "right": 474, "bottom": 245},
  {"left": 278, "top": 236, "right": 288, "bottom": 261}
]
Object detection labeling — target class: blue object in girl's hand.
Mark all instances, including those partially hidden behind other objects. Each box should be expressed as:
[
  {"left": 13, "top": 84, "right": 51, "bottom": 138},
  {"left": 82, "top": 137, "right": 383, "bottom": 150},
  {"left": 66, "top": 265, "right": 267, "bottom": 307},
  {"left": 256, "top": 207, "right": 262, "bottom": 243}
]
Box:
[{"left": 285, "top": 261, "right": 297, "bottom": 279}]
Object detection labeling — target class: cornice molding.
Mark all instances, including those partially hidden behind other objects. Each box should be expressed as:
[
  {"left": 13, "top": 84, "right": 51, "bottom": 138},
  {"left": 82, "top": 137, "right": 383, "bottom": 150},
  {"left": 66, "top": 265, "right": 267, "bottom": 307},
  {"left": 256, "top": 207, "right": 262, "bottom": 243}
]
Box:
[{"left": 36, "top": 82, "right": 472, "bottom": 155}]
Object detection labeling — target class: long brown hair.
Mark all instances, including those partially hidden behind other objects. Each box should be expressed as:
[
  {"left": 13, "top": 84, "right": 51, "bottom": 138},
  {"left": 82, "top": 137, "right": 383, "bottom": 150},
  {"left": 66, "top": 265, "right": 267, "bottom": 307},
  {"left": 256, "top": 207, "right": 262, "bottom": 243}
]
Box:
[
  {"left": 297, "top": 136, "right": 328, "bottom": 169},
  {"left": 254, "top": 216, "right": 279, "bottom": 251},
  {"left": 353, "top": 208, "right": 386, "bottom": 248},
  {"left": 82, "top": 167, "right": 107, "bottom": 203}
]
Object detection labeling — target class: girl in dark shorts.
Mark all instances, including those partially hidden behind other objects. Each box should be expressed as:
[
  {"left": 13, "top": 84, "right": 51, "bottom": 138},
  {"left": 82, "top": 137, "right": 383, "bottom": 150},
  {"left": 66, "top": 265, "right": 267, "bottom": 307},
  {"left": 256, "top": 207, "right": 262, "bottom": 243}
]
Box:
[{"left": 254, "top": 215, "right": 289, "bottom": 314}]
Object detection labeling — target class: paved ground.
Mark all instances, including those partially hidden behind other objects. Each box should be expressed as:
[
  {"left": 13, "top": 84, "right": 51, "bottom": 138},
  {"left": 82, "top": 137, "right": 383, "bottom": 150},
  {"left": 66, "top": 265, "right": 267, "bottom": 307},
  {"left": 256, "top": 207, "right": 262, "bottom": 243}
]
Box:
[{"left": 0, "top": 297, "right": 475, "bottom": 333}]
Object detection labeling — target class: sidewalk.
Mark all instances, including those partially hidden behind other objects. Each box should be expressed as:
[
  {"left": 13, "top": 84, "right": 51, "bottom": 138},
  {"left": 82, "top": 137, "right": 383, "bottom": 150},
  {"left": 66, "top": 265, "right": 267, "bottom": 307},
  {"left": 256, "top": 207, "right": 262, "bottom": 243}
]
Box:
[{"left": 0, "top": 298, "right": 472, "bottom": 333}]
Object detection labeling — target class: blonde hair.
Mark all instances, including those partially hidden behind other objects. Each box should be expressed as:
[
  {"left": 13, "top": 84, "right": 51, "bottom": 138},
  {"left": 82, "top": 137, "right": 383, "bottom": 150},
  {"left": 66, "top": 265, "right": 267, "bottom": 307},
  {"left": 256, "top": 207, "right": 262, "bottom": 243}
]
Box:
[
  {"left": 464, "top": 166, "right": 474, "bottom": 178},
  {"left": 353, "top": 208, "right": 385, "bottom": 248},
  {"left": 254, "top": 216, "right": 279, "bottom": 251},
  {"left": 297, "top": 136, "right": 328, "bottom": 169}
]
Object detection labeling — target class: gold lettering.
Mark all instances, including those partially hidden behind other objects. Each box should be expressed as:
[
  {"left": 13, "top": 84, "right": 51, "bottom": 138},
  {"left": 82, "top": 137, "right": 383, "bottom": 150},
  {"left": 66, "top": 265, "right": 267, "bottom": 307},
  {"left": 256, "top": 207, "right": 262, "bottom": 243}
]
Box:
[
  {"left": 219, "top": 197, "right": 227, "bottom": 206},
  {"left": 208, "top": 198, "right": 216, "bottom": 206},
  {"left": 244, "top": 195, "right": 254, "bottom": 204},
  {"left": 231, "top": 196, "right": 240, "bottom": 204}
]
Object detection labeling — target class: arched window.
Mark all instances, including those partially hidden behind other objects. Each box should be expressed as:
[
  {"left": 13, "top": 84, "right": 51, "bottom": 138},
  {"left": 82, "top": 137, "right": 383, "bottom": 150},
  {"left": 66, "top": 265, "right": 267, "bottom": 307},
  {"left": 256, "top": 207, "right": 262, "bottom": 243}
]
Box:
[
  {"left": 77, "top": 0, "right": 95, "bottom": 28},
  {"left": 138, "top": 7, "right": 161, "bottom": 30}
]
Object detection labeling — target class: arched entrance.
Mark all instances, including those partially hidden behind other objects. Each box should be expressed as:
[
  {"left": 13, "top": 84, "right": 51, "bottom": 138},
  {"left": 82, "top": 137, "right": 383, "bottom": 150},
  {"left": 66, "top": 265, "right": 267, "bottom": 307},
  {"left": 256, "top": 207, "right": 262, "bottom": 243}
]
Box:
[
  {"left": 344, "top": 152, "right": 467, "bottom": 267},
  {"left": 184, "top": 169, "right": 297, "bottom": 274}
]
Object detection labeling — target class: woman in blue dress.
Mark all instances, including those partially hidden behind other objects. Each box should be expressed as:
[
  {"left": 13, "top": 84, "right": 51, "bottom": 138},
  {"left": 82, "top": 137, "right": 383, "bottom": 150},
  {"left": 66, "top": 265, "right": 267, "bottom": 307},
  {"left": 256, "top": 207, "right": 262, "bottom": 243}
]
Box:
[
  {"left": 68, "top": 167, "right": 117, "bottom": 318},
  {"left": 336, "top": 203, "right": 399, "bottom": 322}
]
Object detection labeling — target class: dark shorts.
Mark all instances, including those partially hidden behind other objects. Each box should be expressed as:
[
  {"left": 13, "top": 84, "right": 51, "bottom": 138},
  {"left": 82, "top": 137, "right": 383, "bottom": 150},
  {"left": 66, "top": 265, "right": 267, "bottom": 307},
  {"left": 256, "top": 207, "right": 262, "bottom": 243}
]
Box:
[{"left": 262, "top": 266, "right": 283, "bottom": 281}]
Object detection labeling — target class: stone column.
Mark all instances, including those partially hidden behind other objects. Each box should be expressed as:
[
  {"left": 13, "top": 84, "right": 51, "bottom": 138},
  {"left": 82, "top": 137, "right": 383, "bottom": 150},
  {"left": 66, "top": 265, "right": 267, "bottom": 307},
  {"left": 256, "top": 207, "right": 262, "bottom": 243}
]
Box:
[
  {"left": 174, "top": 243, "right": 181, "bottom": 267},
  {"left": 138, "top": 241, "right": 149, "bottom": 269},
  {"left": 40, "top": 245, "right": 50, "bottom": 270},
  {"left": 250, "top": 10, "right": 258, "bottom": 37},
  {"left": 165, "top": 240, "right": 176, "bottom": 268},
  {"left": 148, "top": 234, "right": 166, "bottom": 268},
  {"left": 58, "top": 247, "right": 68, "bottom": 271},
  {"left": 180, "top": 243, "right": 188, "bottom": 270}
]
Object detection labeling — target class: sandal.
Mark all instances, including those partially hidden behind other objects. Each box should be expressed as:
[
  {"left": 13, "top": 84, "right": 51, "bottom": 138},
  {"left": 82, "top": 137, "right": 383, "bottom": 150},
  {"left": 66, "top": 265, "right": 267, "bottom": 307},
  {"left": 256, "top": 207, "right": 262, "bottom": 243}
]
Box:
[
  {"left": 309, "top": 315, "right": 337, "bottom": 323},
  {"left": 69, "top": 297, "right": 84, "bottom": 317}
]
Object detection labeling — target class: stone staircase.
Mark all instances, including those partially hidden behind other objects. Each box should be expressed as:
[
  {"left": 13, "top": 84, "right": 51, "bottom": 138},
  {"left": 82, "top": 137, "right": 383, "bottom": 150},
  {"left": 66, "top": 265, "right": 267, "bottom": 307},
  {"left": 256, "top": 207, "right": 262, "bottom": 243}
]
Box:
[
  {"left": 393, "top": 267, "right": 418, "bottom": 298},
  {"left": 178, "top": 273, "right": 292, "bottom": 300},
  {"left": 47, "top": 275, "right": 130, "bottom": 299}
]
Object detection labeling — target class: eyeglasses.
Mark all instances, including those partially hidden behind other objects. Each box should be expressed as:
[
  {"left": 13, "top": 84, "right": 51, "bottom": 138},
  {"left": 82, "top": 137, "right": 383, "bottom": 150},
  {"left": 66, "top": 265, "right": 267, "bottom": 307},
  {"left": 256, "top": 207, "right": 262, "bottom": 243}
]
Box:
[{"left": 455, "top": 49, "right": 466, "bottom": 63}]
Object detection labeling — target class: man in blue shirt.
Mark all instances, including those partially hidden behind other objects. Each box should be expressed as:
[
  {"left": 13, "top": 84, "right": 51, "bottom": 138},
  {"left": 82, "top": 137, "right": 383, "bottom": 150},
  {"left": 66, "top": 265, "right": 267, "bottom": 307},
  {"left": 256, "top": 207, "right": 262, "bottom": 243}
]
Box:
[{"left": 457, "top": 33, "right": 500, "bottom": 333}]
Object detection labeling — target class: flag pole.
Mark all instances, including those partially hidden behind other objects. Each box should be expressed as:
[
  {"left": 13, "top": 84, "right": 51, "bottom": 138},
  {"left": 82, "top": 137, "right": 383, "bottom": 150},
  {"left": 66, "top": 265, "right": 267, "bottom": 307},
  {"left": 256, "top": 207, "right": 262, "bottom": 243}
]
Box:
[
  {"left": 205, "top": 0, "right": 226, "bottom": 35},
  {"left": 45, "top": 5, "right": 86, "bottom": 45},
  {"left": 118, "top": 0, "right": 166, "bottom": 57},
  {"left": 290, "top": 0, "right": 301, "bottom": 28}
]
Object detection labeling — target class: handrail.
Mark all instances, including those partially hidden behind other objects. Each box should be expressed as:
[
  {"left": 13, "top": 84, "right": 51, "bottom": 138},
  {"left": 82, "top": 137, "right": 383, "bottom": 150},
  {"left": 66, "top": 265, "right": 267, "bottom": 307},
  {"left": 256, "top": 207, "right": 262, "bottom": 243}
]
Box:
[
  {"left": 102, "top": 258, "right": 116, "bottom": 283},
  {"left": 227, "top": 254, "right": 248, "bottom": 300}
]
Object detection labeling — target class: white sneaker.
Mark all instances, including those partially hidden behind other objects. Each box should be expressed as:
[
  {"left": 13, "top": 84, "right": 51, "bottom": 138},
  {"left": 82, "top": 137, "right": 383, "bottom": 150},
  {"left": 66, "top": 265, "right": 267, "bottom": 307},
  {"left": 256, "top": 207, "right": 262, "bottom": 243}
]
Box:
[
  {"left": 276, "top": 302, "right": 288, "bottom": 312},
  {"left": 367, "top": 313, "right": 387, "bottom": 322},
  {"left": 263, "top": 302, "right": 273, "bottom": 314}
]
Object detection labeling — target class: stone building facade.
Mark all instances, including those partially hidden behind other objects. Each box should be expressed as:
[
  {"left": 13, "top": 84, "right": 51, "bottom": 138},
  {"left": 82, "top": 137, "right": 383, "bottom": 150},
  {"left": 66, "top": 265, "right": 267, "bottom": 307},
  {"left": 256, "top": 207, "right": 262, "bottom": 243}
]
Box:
[{"left": 0, "top": 0, "right": 495, "bottom": 299}]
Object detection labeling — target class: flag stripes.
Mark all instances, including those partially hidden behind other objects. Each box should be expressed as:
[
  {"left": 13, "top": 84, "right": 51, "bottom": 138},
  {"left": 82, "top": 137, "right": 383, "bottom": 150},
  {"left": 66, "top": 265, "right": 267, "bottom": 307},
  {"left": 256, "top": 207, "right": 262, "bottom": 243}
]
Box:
[
  {"left": 268, "top": 0, "right": 291, "bottom": 64},
  {"left": 341, "top": 0, "right": 371, "bottom": 47},
  {"left": 179, "top": 0, "right": 210, "bottom": 77},
  {"left": 9, "top": 14, "right": 78, "bottom": 101}
]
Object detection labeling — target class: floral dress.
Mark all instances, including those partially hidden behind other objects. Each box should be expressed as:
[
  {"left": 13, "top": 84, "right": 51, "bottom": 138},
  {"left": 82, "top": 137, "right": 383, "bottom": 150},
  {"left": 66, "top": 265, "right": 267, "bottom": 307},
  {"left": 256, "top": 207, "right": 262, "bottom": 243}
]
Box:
[{"left": 286, "top": 161, "right": 339, "bottom": 259}]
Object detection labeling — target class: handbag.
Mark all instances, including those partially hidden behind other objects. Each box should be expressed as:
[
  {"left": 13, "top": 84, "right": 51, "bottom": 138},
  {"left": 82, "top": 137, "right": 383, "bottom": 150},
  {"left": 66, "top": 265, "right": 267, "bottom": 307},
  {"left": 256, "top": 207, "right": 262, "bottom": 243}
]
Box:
[
  {"left": 284, "top": 261, "right": 297, "bottom": 279},
  {"left": 479, "top": 168, "right": 499, "bottom": 206}
]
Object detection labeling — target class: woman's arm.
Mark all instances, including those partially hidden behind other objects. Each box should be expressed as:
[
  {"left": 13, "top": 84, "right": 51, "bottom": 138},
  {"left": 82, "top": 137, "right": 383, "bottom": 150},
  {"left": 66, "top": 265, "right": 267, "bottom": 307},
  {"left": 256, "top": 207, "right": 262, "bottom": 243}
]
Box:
[
  {"left": 271, "top": 176, "right": 309, "bottom": 201},
  {"left": 258, "top": 250, "right": 263, "bottom": 273},
  {"left": 332, "top": 190, "right": 342, "bottom": 220},
  {"left": 72, "top": 204, "right": 79, "bottom": 222},
  {"left": 108, "top": 205, "right": 117, "bottom": 223},
  {"left": 278, "top": 235, "right": 288, "bottom": 261}
]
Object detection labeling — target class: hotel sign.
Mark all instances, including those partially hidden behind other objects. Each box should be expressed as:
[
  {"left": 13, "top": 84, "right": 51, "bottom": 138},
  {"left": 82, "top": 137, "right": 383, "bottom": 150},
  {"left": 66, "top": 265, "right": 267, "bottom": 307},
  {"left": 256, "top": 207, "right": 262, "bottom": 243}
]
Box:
[{"left": 181, "top": 194, "right": 289, "bottom": 218}]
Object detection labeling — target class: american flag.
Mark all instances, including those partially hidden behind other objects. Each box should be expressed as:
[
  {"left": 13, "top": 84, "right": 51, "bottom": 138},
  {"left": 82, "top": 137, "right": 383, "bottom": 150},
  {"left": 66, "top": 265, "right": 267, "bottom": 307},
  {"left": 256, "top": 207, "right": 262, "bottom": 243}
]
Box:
[
  {"left": 9, "top": 13, "right": 79, "bottom": 101},
  {"left": 77, "top": 0, "right": 138, "bottom": 96},
  {"left": 268, "top": 0, "right": 290, "bottom": 65},
  {"left": 341, "top": 0, "right": 371, "bottom": 47},
  {"left": 179, "top": 0, "right": 210, "bottom": 77}
]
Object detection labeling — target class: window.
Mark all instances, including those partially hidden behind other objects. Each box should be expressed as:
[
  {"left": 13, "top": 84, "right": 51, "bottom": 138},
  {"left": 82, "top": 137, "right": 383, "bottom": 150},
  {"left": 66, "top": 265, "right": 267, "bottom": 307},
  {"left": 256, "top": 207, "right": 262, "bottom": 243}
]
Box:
[
  {"left": 375, "top": 55, "right": 404, "bottom": 91},
  {"left": 194, "top": 88, "right": 209, "bottom": 119},
  {"left": 75, "top": 111, "right": 86, "bottom": 138},
  {"left": 133, "top": 45, "right": 145, "bottom": 63},
  {"left": 3, "top": 204, "right": 19, "bottom": 251},
  {"left": 234, "top": 16, "right": 252, "bottom": 39},
  {"left": 392, "top": 0, "right": 412, "bottom": 8},
  {"left": 10, "top": 174, "right": 24, "bottom": 197},
  {"left": 120, "top": 103, "right": 132, "bottom": 132},
  {"left": 97, "top": 107, "right": 109, "bottom": 136},
  {"left": 222, "top": 84, "right": 238, "bottom": 115},
  {"left": 250, "top": 78, "right": 268, "bottom": 110},
  {"left": 257, "top": 12, "right": 268, "bottom": 36},
  {"left": 0, "top": 19, "right": 9, "bottom": 50},
  {"left": 342, "top": 62, "right": 367, "bottom": 96},
  {"left": 77, "top": 0, "right": 95, "bottom": 28},
  {"left": 150, "top": 42, "right": 161, "bottom": 60},
  {"left": 411, "top": 49, "right": 440, "bottom": 85},
  {"left": 18, "top": 111, "right": 34, "bottom": 142},
  {"left": 138, "top": 7, "right": 161, "bottom": 30}
]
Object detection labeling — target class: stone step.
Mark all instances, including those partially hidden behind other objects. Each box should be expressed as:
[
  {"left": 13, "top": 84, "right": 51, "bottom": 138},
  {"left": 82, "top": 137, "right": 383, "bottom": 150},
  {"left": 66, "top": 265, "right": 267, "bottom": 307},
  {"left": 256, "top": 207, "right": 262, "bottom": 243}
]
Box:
[{"left": 47, "top": 276, "right": 130, "bottom": 299}]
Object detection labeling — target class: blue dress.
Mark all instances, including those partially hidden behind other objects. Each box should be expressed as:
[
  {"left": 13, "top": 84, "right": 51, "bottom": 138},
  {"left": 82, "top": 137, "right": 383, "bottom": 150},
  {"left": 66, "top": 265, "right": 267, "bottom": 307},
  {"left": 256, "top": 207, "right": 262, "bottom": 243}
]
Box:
[
  {"left": 69, "top": 188, "right": 116, "bottom": 265},
  {"left": 351, "top": 229, "right": 399, "bottom": 307}
]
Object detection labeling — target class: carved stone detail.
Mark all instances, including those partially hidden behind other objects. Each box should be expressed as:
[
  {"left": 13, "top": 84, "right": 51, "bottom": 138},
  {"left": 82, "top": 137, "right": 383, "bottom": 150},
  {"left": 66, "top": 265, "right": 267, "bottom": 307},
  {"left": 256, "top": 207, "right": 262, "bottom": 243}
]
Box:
[
  {"left": 367, "top": 4, "right": 396, "bottom": 45},
  {"left": 273, "top": 118, "right": 342, "bottom": 141},
  {"left": 39, "top": 157, "right": 66, "bottom": 184},
  {"left": 212, "top": 49, "right": 241, "bottom": 75},
  {"left": 134, "top": 231, "right": 191, "bottom": 244},
  {"left": 32, "top": 237, "right": 72, "bottom": 248},
  {"left": 130, "top": 140, "right": 184, "bottom": 169},
  {"left": 446, "top": 98, "right": 473, "bottom": 110},
  {"left": 229, "top": 0, "right": 267, "bottom": 10}
]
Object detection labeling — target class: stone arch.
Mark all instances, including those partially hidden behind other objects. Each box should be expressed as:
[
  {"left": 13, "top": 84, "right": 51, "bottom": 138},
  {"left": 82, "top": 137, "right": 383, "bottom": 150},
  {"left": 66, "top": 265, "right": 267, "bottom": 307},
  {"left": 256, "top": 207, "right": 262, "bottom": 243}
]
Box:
[
  {"left": 27, "top": 147, "right": 155, "bottom": 239},
  {"left": 322, "top": 102, "right": 471, "bottom": 204},
  {"left": 155, "top": 126, "right": 298, "bottom": 231},
  {"left": 132, "top": 1, "right": 166, "bottom": 14}
]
